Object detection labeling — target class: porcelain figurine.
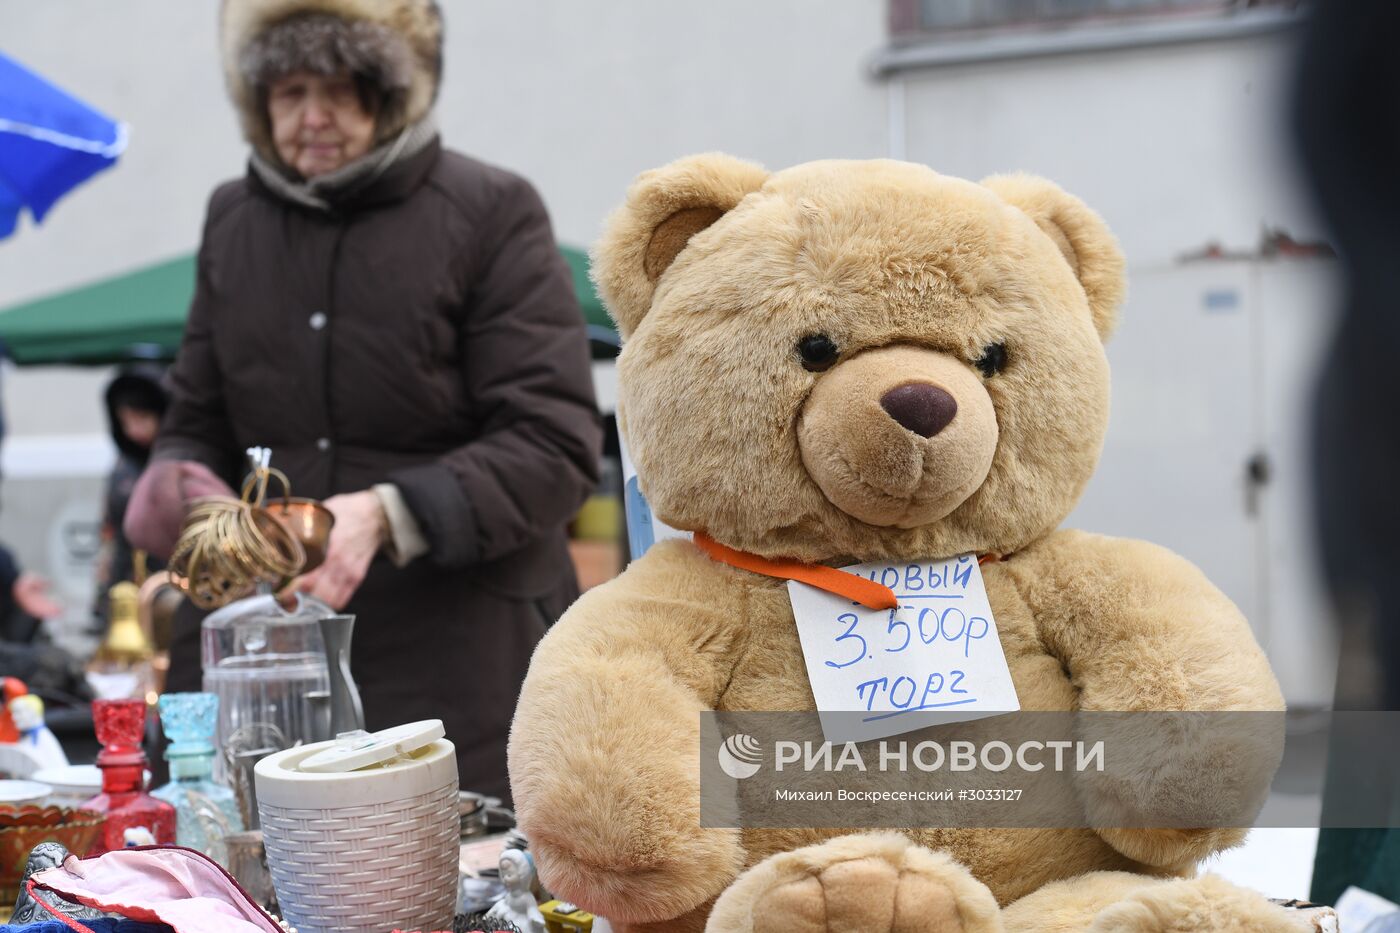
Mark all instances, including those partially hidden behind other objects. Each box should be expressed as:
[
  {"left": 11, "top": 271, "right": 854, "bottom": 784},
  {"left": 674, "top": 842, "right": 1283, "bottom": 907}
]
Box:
[
  {"left": 484, "top": 849, "right": 545, "bottom": 933},
  {"left": 7, "top": 693, "right": 68, "bottom": 769}
]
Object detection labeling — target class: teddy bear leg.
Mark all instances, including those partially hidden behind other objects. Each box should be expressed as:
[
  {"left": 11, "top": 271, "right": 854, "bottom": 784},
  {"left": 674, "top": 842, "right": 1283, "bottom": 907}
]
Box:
[
  {"left": 704, "top": 832, "right": 1003, "bottom": 933},
  {"left": 1001, "top": 872, "right": 1317, "bottom": 933}
]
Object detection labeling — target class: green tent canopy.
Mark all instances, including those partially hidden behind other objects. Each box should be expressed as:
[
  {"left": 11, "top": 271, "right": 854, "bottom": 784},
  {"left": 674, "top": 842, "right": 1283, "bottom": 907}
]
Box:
[{"left": 0, "top": 245, "right": 616, "bottom": 366}]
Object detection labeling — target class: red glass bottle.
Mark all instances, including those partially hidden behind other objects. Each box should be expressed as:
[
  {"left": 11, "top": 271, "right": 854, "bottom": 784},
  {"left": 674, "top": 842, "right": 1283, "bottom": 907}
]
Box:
[{"left": 82, "top": 698, "right": 176, "bottom": 854}]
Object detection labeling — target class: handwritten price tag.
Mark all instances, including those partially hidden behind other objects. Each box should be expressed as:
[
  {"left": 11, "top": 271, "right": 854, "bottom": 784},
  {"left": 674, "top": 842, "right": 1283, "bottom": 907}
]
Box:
[{"left": 789, "top": 555, "right": 1020, "bottom": 744}]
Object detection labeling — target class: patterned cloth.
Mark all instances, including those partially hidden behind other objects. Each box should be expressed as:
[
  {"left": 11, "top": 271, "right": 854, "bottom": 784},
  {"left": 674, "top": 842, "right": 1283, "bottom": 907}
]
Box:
[{"left": 0, "top": 922, "right": 172, "bottom": 933}]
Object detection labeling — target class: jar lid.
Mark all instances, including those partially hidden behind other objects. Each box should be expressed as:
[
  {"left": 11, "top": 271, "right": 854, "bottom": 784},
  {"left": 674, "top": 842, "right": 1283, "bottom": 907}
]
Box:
[
  {"left": 295, "top": 719, "right": 446, "bottom": 773},
  {"left": 203, "top": 591, "right": 332, "bottom": 631}
]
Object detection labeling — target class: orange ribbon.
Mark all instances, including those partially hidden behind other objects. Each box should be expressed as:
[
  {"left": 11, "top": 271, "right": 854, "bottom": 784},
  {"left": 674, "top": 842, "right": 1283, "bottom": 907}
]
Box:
[
  {"left": 693, "top": 532, "right": 899, "bottom": 610},
  {"left": 692, "top": 533, "right": 1006, "bottom": 611}
]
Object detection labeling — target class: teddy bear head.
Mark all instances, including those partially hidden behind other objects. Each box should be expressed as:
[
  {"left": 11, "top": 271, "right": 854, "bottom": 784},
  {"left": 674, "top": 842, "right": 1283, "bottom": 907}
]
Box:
[{"left": 594, "top": 155, "right": 1125, "bottom": 563}]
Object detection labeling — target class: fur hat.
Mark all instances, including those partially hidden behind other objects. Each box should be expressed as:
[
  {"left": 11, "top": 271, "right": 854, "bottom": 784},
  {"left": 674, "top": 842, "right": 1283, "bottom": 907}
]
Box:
[{"left": 221, "top": 0, "right": 443, "bottom": 159}]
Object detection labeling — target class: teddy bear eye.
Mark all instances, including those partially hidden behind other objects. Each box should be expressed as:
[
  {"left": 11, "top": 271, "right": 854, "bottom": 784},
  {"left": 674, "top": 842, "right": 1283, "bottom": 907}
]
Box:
[
  {"left": 974, "top": 342, "right": 1009, "bottom": 378},
  {"left": 796, "top": 334, "right": 840, "bottom": 372}
]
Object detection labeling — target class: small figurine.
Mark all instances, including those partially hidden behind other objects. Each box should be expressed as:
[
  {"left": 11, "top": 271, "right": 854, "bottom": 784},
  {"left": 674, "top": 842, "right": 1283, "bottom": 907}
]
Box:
[
  {"left": 0, "top": 676, "right": 28, "bottom": 743},
  {"left": 8, "top": 692, "right": 70, "bottom": 769},
  {"left": 123, "top": 825, "right": 157, "bottom": 847},
  {"left": 484, "top": 849, "right": 545, "bottom": 933}
]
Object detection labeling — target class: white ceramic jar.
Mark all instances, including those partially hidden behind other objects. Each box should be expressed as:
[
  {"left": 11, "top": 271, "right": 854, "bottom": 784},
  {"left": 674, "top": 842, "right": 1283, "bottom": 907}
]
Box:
[{"left": 254, "top": 720, "right": 459, "bottom": 933}]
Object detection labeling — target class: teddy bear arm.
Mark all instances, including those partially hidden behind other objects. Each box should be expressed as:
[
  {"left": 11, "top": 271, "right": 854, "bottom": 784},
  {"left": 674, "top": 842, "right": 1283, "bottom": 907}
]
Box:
[
  {"left": 1009, "top": 530, "right": 1285, "bottom": 869},
  {"left": 509, "top": 544, "right": 749, "bottom": 922},
  {"left": 1013, "top": 529, "right": 1282, "bottom": 713}
]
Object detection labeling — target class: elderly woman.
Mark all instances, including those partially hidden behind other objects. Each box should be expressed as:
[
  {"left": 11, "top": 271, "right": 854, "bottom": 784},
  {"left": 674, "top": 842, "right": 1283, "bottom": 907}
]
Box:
[{"left": 129, "top": 0, "right": 601, "bottom": 800}]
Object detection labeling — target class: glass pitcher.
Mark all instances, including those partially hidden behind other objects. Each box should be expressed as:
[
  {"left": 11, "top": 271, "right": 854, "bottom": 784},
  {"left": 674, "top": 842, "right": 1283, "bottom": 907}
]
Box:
[{"left": 201, "top": 592, "right": 332, "bottom": 782}]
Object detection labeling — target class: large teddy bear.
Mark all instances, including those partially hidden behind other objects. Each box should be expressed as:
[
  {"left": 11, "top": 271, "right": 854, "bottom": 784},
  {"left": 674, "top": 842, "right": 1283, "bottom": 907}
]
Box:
[{"left": 509, "top": 155, "right": 1296, "bottom": 932}]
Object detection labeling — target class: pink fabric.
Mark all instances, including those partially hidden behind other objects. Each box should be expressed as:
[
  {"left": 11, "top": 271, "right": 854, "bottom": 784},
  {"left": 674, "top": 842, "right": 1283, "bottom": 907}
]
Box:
[
  {"left": 123, "top": 461, "right": 235, "bottom": 560},
  {"left": 29, "top": 847, "right": 281, "bottom": 933}
]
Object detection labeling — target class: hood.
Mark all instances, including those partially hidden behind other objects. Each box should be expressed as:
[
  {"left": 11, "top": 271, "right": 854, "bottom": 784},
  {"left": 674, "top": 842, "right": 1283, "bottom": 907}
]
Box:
[
  {"left": 105, "top": 363, "right": 169, "bottom": 462},
  {"left": 220, "top": 0, "right": 443, "bottom": 164}
]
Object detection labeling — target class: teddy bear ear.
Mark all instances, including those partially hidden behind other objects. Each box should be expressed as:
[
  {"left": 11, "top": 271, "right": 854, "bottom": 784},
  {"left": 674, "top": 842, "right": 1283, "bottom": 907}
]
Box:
[
  {"left": 981, "top": 173, "right": 1126, "bottom": 341},
  {"left": 591, "top": 153, "right": 770, "bottom": 339}
]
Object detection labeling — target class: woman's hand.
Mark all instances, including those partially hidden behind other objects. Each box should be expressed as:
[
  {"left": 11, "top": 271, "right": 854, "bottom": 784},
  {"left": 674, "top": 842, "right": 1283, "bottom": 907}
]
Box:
[
  {"left": 12, "top": 573, "right": 62, "bottom": 620},
  {"left": 125, "top": 460, "right": 237, "bottom": 559},
  {"left": 283, "top": 490, "right": 387, "bottom": 610}
]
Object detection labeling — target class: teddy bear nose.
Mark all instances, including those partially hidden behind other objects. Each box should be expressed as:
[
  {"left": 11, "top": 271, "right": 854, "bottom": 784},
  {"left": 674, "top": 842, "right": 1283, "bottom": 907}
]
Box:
[{"left": 880, "top": 383, "right": 958, "bottom": 438}]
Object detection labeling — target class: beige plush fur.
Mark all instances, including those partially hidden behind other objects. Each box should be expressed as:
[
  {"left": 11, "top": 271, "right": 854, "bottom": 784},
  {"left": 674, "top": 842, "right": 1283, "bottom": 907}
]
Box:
[
  {"left": 595, "top": 157, "right": 1116, "bottom": 563},
  {"left": 220, "top": 0, "right": 442, "bottom": 159},
  {"left": 509, "top": 156, "right": 1288, "bottom": 933},
  {"left": 709, "top": 833, "right": 1003, "bottom": 933},
  {"left": 710, "top": 838, "right": 1313, "bottom": 933},
  {"left": 979, "top": 174, "right": 1125, "bottom": 341}
]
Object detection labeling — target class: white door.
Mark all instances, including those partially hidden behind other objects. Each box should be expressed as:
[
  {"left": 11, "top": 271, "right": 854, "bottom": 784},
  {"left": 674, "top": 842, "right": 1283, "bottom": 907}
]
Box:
[
  {"left": 1254, "top": 258, "right": 1339, "bottom": 707},
  {"left": 1069, "top": 263, "right": 1262, "bottom": 644},
  {"left": 1068, "top": 259, "right": 1339, "bottom": 706}
]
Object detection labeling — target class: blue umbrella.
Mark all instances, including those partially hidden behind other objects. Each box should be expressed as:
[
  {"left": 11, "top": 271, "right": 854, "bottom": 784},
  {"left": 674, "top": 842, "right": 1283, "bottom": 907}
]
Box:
[{"left": 0, "top": 50, "right": 127, "bottom": 239}]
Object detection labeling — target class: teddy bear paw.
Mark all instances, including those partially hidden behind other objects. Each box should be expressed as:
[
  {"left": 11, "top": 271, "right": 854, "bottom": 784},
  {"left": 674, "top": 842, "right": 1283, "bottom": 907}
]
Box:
[
  {"left": 706, "top": 833, "right": 1003, "bottom": 933},
  {"left": 1088, "top": 875, "right": 1319, "bottom": 933}
]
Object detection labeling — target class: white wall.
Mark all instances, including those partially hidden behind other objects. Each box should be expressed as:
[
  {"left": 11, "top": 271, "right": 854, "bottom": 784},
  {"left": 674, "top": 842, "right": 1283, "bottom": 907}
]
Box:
[
  {"left": 437, "top": 0, "right": 890, "bottom": 249},
  {"left": 896, "top": 33, "right": 1319, "bottom": 266}
]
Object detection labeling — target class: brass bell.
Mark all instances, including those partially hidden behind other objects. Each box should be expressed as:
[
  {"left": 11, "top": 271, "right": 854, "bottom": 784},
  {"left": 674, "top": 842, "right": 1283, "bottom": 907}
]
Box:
[{"left": 95, "top": 581, "right": 154, "bottom": 665}]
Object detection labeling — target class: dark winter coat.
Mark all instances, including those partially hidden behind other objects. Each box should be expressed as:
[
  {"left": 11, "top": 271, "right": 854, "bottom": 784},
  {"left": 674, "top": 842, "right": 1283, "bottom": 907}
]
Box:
[{"left": 156, "top": 138, "right": 602, "bottom": 800}]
